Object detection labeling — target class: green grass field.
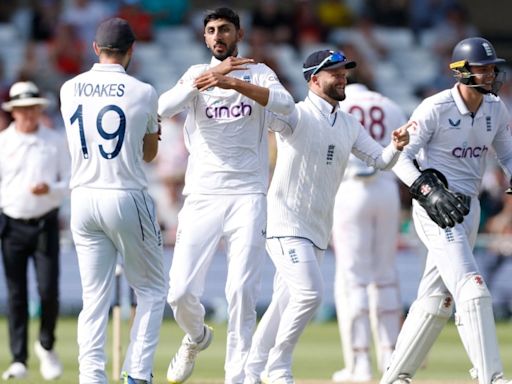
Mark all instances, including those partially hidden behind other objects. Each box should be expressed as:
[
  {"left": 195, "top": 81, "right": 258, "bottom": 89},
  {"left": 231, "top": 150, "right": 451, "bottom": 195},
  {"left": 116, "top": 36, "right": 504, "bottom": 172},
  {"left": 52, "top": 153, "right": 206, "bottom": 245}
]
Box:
[{"left": 0, "top": 316, "right": 511, "bottom": 383}]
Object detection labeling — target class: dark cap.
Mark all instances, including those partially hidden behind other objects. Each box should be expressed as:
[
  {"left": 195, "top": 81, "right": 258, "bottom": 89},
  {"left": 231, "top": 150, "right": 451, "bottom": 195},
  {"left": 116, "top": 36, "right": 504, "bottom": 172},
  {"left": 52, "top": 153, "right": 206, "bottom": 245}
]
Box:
[
  {"left": 95, "top": 17, "right": 135, "bottom": 51},
  {"left": 303, "top": 50, "right": 356, "bottom": 81}
]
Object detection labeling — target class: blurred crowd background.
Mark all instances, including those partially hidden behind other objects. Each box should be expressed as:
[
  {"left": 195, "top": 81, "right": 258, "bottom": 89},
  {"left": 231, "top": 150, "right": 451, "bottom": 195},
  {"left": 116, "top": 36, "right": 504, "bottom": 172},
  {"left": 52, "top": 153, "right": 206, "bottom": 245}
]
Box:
[{"left": 1, "top": 0, "right": 512, "bottom": 318}]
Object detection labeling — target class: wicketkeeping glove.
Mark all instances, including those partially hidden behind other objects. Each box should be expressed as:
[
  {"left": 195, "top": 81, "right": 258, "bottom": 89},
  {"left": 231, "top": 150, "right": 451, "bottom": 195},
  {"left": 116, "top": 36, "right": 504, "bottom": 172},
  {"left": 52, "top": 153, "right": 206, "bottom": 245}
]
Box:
[{"left": 409, "top": 169, "right": 471, "bottom": 229}]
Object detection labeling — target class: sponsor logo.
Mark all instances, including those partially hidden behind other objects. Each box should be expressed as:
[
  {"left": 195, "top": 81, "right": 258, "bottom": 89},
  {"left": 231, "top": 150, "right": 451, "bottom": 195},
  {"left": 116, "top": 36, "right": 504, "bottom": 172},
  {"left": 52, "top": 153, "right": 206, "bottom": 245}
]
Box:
[
  {"left": 474, "top": 275, "right": 484, "bottom": 285},
  {"left": 243, "top": 75, "right": 251, "bottom": 82},
  {"left": 452, "top": 144, "right": 488, "bottom": 158},
  {"left": 443, "top": 296, "right": 452, "bottom": 308},
  {"left": 205, "top": 102, "right": 252, "bottom": 119},
  {"left": 448, "top": 118, "right": 461, "bottom": 128}
]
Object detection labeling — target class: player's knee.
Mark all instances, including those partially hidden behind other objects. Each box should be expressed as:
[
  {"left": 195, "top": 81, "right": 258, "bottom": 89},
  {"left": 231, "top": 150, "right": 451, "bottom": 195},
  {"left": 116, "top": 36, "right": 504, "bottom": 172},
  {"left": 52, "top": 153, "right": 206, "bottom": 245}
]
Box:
[
  {"left": 167, "top": 285, "right": 194, "bottom": 307},
  {"left": 456, "top": 273, "right": 491, "bottom": 303},
  {"left": 413, "top": 293, "right": 454, "bottom": 319},
  {"left": 374, "top": 285, "right": 401, "bottom": 313},
  {"left": 296, "top": 287, "right": 323, "bottom": 311}
]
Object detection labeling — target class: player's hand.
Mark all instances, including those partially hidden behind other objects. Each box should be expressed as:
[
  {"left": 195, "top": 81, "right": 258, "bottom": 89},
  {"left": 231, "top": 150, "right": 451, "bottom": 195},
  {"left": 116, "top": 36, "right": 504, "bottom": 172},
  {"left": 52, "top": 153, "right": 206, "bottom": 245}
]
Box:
[
  {"left": 194, "top": 72, "right": 236, "bottom": 92},
  {"left": 31, "top": 182, "right": 49, "bottom": 195},
  {"left": 409, "top": 169, "right": 470, "bottom": 228},
  {"left": 209, "top": 56, "right": 254, "bottom": 75},
  {"left": 391, "top": 121, "right": 414, "bottom": 151}
]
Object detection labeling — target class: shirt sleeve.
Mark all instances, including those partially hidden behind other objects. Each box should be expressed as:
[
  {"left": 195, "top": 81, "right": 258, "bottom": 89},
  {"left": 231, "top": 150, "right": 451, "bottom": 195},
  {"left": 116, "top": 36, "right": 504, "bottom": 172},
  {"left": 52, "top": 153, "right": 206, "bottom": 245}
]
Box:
[
  {"left": 158, "top": 67, "right": 201, "bottom": 118},
  {"left": 257, "top": 65, "right": 294, "bottom": 115},
  {"left": 146, "top": 86, "right": 159, "bottom": 134},
  {"left": 49, "top": 133, "right": 71, "bottom": 200},
  {"left": 351, "top": 126, "right": 401, "bottom": 170},
  {"left": 266, "top": 107, "right": 299, "bottom": 138},
  {"left": 392, "top": 101, "right": 436, "bottom": 186}
]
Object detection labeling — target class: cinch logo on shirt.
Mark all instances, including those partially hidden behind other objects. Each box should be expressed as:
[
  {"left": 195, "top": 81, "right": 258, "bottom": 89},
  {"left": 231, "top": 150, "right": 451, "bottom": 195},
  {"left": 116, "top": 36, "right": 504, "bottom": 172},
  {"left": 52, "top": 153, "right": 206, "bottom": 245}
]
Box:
[
  {"left": 205, "top": 102, "right": 252, "bottom": 119},
  {"left": 452, "top": 145, "right": 488, "bottom": 158}
]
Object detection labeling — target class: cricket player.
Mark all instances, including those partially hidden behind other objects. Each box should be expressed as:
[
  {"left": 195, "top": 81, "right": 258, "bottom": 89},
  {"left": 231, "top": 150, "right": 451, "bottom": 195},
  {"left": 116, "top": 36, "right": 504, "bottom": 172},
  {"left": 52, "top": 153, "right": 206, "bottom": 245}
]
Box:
[
  {"left": 243, "top": 49, "right": 412, "bottom": 384},
  {"left": 380, "top": 37, "right": 512, "bottom": 384},
  {"left": 60, "top": 18, "right": 166, "bottom": 384},
  {"left": 158, "top": 7, "right": 294, "bottom": 384},
  {"left": 331, "top": 83, "right": 407, "bottom": 382}
]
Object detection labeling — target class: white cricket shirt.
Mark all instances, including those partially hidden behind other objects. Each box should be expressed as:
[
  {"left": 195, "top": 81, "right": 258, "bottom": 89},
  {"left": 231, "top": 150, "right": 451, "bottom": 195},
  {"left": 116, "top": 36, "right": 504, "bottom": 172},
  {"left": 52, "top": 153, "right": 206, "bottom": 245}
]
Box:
[
  {"left": 0, "top": 123, "right": 70, "bottom": 219},
  {"left": 158, "top": 57, "right": 294, "bottom": 195},
  {"left": 393, "top": 84, "right": 512, "bottom": 196},
  {"left": 60, "top": 63, "right": 159, "bottom": 190},
  {"left": 267, "top": 91, "right": 401, "bottom": 249}
]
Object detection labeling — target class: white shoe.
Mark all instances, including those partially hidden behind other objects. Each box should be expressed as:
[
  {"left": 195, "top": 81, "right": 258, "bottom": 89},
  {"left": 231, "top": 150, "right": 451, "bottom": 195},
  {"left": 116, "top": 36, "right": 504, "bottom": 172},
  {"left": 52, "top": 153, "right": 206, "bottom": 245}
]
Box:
[
  {"left": 391, "top": 375, "right": 412, "bottom": 384},
  {"left": 492, "top": 374, "right": 512, "bottom": 384},
  {"left": 243, "top": 376, "right": 262, "bottom": 384},
  {"left": 2, "top": 362, "right": 27, "bottom": 380},
  {"left": 332, "top": 368, "right": 372, "bottom": 382},
  {"left": 166, "top": 325, "right": 213, "bottom": 383},
  {"left": 34, "top": 341, "right": 63, "bottom": 380},
  {"left": 266, "top": 375, "right": 295, "bottom": 384}
]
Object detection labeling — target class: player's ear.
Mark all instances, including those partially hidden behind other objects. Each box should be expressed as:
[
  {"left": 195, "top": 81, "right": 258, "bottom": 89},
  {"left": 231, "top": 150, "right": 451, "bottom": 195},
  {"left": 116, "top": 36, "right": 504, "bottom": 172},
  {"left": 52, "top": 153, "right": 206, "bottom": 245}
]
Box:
[
  {"left": 93, "top": 41, "right": 101, "bottom": 56},
  {"left": 237, "top": 28, "right": 244, "bottom": 43}
]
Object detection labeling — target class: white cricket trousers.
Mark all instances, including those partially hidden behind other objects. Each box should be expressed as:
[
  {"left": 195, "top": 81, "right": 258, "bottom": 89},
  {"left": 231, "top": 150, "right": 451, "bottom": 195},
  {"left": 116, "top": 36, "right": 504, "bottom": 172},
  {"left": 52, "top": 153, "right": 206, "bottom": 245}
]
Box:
[
  {"left": 71, "top": 188, "right": 166, "bottom": 384},
  {"left": 168, "top": 193, "right": 266, "bottom": 384},
  {"left": 245, "top": 237, "right": 324, "bottom": 381}
]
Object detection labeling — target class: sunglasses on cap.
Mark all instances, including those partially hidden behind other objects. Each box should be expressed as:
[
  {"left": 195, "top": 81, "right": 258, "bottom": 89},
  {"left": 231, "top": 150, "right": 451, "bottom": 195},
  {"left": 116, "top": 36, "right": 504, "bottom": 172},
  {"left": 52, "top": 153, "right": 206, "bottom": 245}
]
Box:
[{"left": 303, "top": 51, "right": 348, "bottom": 76}]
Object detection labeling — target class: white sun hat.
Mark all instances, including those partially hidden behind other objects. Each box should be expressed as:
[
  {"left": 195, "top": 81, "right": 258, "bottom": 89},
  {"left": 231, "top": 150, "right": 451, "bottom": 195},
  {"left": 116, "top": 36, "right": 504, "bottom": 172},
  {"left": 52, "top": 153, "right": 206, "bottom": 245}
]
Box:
[{"left": 2, "top": 81, "right": 50, "bottom": 112}]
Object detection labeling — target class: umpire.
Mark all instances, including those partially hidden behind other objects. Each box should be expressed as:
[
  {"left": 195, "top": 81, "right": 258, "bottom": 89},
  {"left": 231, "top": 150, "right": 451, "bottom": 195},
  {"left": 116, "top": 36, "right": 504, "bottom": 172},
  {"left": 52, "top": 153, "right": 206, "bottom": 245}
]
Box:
[{"left": 0, "top": 81, "right": 69, "bottom": 380}]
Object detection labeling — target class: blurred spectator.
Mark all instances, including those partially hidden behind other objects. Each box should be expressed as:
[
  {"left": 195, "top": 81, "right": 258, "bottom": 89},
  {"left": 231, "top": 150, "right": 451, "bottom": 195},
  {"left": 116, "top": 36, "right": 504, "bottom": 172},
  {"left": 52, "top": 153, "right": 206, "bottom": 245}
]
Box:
[
  {"left": 291, "top": 0, "right": 328, "bottom": 49},
  {"left": 414, "top": 55, "right": 452, "bottom": 98},
  {"left": 408, "top": 0, "right": 457, "bottom": 41},
  {"left": 140, "top": 0, "right": 190, "bottom": 27},
  {"left": 482, "top": 194, "right": 512, "bottom": 318},
  {"left": 364, "top": 0, "right": 409, "bottom": 27},
  {"left": 0, "top": 59, "right": 11, "bottom": 132},
  {"left": 429, "top": 3, "right": 478, "bottom": 59},
  {"left": 47, "top": 23, "right": 85, "bottom": 78},
  {"left": 117, "top": 0, "right": 154, "bottom": 42},
  {"left": 29, "top": 0, "right": 62, "bottom": 42},
  {"left": 317, "top": 0, "right": 354, "bottom": 29},
  {"left": 60, "top": 0, "right": 113, "bottom": 64},
  {"left": 250, "top": 0, "right": 293, "bottom": 46},
  {"left": 339, "top": 42, "right": 376, "bottom": 89},
  {"left": 246, "top": 26, "right": 287, "bottom": 79}
]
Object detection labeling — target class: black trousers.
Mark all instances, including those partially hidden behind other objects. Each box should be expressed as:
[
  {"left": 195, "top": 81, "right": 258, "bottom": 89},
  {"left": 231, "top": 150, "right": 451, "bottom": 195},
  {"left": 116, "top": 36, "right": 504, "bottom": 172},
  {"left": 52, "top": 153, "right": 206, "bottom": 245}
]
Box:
[{"left": 0, "top": 209, "right": 60, "bottom": 364}]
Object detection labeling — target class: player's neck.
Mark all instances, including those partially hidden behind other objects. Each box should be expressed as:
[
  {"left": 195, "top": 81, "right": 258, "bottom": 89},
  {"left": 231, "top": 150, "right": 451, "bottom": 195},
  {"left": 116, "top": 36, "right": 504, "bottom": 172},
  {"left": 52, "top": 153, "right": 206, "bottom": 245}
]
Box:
[{"left": 458, "top": 84, "right": 483, "bottom": 114}]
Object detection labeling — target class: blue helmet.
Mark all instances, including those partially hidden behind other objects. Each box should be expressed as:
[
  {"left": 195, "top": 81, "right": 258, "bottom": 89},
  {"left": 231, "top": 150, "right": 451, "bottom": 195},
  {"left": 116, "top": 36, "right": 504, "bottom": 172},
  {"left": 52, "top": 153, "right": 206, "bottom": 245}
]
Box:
[{"left": 449, "top": 37, "right": 506, "bottom": 94}]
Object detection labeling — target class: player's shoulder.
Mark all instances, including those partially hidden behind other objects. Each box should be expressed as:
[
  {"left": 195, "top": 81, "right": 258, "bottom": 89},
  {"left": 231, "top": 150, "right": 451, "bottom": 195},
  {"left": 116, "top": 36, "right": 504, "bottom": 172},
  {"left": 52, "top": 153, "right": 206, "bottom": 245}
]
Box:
[{"left": 414, "top": 88, "right": 454, "bottom": 115}]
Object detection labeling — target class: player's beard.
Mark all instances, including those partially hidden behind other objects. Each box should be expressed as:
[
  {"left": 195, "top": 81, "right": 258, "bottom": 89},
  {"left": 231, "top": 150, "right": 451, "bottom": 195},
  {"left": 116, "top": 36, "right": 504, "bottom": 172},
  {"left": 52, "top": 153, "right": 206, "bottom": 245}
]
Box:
[
  {"left": 212, "top": 41, "right": 237, "bottom": 61},
  {"left": 324, "top": 82, "right": 346, "bottom": 102}
]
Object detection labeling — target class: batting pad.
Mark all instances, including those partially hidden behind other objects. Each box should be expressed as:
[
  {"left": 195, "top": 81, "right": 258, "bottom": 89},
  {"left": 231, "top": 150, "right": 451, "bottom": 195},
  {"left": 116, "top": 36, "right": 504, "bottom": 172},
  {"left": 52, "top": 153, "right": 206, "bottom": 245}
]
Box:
[
  {"left": 379, "top": 294, "right": 453, "bottom": 384},
  {"left": 456, "top": 275, "right": 504, "bottom": 384}
]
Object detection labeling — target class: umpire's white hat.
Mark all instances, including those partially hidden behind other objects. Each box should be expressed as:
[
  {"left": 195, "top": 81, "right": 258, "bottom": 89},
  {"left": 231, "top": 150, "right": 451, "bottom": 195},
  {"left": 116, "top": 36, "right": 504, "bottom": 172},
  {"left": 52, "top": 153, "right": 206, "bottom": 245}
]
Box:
[{"left": 2, "top": 81, "right": 49, "bottom": 112}]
